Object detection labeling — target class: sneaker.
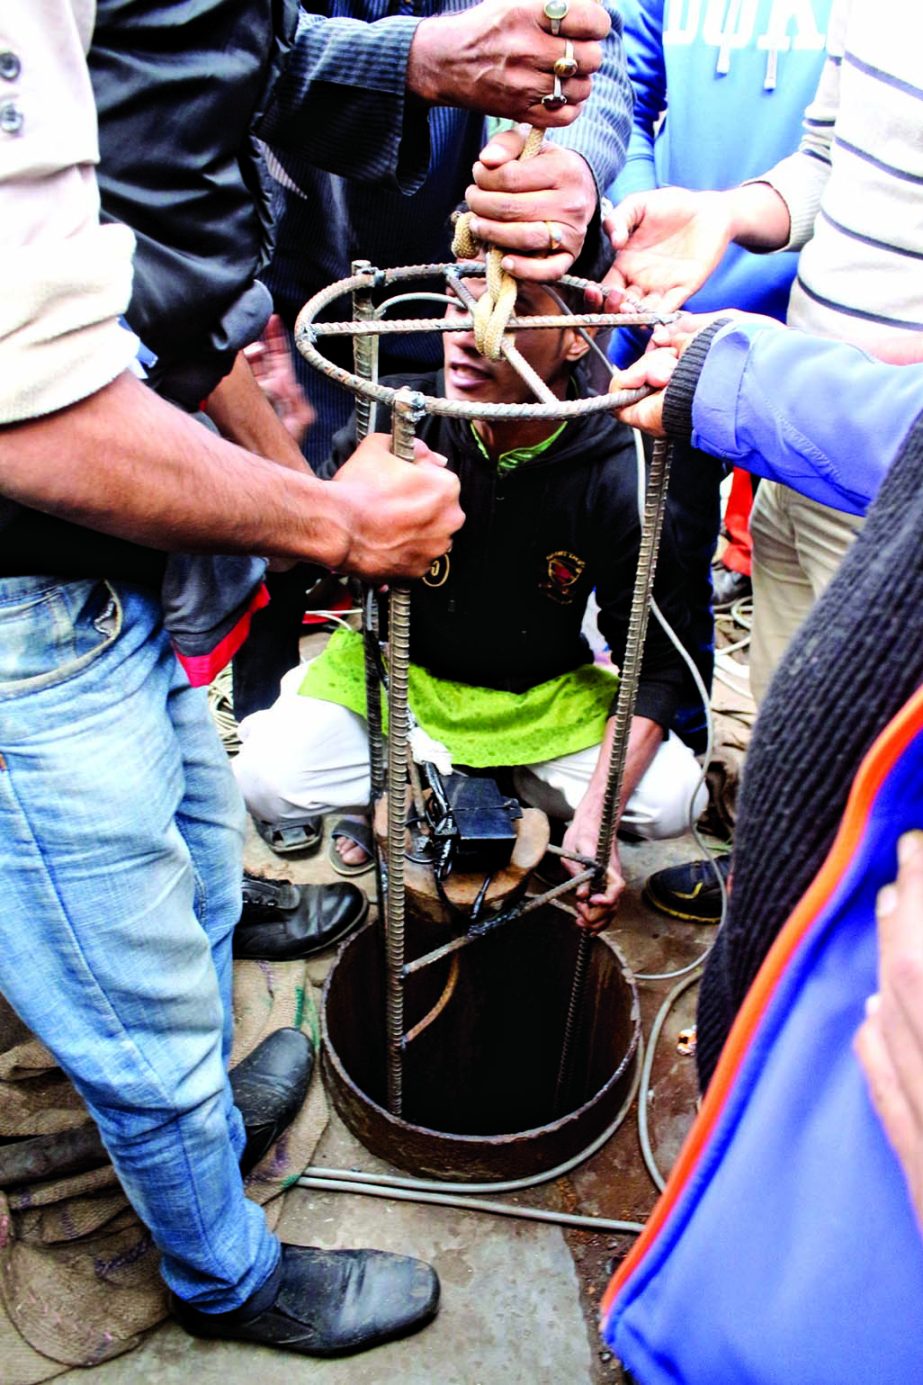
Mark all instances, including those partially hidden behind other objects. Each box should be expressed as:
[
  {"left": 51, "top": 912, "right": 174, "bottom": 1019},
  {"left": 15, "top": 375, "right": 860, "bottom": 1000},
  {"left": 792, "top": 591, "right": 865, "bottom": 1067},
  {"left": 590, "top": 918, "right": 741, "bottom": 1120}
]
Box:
[{"left": 642, "top": 854, "right": 731, "bottom": 924}]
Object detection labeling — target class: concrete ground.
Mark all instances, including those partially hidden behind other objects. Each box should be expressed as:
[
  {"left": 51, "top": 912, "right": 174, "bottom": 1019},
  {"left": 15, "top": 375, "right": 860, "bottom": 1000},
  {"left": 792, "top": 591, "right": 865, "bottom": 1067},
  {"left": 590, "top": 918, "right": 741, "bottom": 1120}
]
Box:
[{"left": 52, "top": 618, "right": 752, "bottom": 1385}]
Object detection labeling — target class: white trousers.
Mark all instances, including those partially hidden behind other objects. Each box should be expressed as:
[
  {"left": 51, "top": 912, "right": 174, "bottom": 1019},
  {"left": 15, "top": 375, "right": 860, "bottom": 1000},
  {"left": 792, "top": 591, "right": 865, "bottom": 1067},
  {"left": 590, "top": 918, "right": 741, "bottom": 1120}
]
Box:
[{"left": 234, "top": 665, "right": 706, "bottom": 840}]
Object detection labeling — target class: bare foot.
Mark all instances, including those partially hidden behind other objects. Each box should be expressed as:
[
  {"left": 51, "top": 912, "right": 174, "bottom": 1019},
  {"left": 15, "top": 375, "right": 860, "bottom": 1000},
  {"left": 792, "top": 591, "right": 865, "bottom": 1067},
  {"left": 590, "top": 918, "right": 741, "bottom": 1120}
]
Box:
[
  {"left": 335, "top": 836, "right": 371, "bottom": 868},
  {"left": 332, "top": 815, "right": 372, "bottom": 869}
]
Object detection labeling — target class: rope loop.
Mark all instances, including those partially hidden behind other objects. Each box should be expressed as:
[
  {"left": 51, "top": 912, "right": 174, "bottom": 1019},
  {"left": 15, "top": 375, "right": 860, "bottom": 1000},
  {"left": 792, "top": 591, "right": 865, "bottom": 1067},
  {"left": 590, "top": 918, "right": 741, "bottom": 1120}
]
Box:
[{"left": 451, "top": 125, "right": 545, "bottom": 359}]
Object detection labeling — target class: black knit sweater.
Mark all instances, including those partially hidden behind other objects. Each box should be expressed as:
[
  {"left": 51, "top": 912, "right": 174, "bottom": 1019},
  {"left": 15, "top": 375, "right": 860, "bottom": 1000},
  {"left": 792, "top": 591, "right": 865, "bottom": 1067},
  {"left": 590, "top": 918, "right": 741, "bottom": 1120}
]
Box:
[{"left": 662, "top": 333, "right": 923, "bottom": 1090}]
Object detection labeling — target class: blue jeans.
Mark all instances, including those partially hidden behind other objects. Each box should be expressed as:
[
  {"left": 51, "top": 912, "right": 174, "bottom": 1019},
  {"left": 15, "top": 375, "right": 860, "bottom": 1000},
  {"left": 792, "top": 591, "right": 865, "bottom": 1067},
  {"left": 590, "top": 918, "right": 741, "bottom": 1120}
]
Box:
[{"left": 0, "top": 576, "right": 279, "bottom": 1310}]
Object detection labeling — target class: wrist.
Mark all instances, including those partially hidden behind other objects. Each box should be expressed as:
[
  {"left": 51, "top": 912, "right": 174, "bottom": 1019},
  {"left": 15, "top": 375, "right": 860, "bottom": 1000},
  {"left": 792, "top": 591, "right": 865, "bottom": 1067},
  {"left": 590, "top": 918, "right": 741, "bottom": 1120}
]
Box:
[
  {"left": 725, "top": 182, "right": 790, "bottom": 251},
  {"left": 406, "top": 15, "right": 447, "bottom": 104},
  {"left": 662, "top": 318, "right": 732, "bottom": 441},
  {"left": 278, "top": 472, "right": 352, "bottom": 571}
]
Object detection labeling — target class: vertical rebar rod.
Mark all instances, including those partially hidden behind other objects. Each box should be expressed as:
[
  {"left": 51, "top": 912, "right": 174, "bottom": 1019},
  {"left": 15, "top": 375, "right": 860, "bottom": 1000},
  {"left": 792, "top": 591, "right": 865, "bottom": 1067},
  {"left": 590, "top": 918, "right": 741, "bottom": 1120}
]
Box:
[
  {"left": 352, "top": 262, "right": 386, "bottom": 804},
  {"left": 383, "top": 387, "right": 424, "bottom": 1116},
  {"left": 554, "top": 437, "right": 675, "bottom": 1113}
]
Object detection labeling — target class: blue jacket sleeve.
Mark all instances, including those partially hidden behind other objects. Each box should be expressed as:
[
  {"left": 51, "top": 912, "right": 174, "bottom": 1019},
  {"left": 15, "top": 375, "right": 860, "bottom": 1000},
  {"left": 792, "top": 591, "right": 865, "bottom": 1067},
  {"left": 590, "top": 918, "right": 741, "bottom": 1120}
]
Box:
[
  {"left": 688, "top": 321, "right": 923, "bottom": 515},
  {"left": 609, "top": 0, "right": 663, "bottom": 200}
]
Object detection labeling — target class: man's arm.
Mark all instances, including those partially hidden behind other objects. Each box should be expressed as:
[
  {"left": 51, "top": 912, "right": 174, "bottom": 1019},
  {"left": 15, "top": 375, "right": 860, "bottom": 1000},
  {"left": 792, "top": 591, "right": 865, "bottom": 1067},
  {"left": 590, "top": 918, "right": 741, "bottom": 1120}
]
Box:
[
  {"left": 609, "top": 315, "right": 923, "bottom": 515},
  {"left": 603, "top": 181, "right": 791, "bottom": 311},
  {"left": 204, "top": 349, "right": 309, "bottom": 474},
  {"left": 751, "top": 0, "right": 847, "bottom": 253},
  {"left": 462, "top": 0, "right": 633, "bottom": 279},
  {"left": 0, "top": 370, "right": 463, "bottom": 580},
  {"left": 563, "top": 713, "right": 663, "bottom": 930},
  {"left": 260, "top": 0, "right": 611, "bottom": 195}
]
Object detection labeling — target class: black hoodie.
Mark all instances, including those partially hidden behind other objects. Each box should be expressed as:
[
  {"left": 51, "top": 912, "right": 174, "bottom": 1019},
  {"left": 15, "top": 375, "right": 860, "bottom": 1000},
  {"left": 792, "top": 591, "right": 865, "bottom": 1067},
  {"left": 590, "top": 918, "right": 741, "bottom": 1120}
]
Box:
[{"left": 329, "top": 372, "right": 691, "bottom": 732}]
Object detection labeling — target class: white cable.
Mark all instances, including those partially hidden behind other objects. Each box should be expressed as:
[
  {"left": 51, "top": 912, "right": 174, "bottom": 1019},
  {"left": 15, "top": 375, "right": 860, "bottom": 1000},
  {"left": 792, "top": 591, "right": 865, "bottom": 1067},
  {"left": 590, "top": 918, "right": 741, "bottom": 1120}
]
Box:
[
  {"left": 294, "top": 1038, "right": 646, "bottom": 1233},
  {"left": 296, "top": 1178, "right": 644, "bottom": 1236},
  {"left": 636, "top": 970, "right": 703, "bottom": 1191}
]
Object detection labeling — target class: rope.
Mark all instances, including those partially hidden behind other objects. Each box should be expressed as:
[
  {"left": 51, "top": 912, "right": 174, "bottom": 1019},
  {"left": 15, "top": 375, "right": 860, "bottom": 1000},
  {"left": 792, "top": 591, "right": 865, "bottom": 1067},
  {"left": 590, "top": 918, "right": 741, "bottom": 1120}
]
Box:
[{"left": 451, "top": 126, "right": 545, "bottom": 358}]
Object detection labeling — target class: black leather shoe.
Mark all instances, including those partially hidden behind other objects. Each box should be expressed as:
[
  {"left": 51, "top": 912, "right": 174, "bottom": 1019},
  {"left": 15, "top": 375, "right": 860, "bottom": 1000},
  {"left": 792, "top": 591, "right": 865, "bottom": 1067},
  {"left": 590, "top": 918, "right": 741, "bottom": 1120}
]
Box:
[
  {"left": 172, "top": 1243, "right": 440, "bottom": 1357},
  {"left": 234, "top": 873, "right": 369, "bottom": 960},
  {"left": 230, "top": 1028, "right": 314, "bottom": 1176},
  {"left": 642, "top": 854, "right": 732, "bottom": 924},
  {"left": 711, "top": 563, "right": 752, "bottom": 611}
]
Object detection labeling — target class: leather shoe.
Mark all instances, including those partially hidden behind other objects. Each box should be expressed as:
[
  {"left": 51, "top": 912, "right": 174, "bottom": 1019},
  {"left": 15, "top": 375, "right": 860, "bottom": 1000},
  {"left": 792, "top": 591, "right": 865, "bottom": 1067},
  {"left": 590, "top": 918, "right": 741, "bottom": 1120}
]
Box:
[
  {"left": 172, "top": 1242, "right": 440, "bottom": 1356},
  {"left": 234, "top": 873, "right": 368, "bottom": 960},
  {"left": 711, "top": 563, "right": 752, "bottom": 611},
  {"left": 230, "top": 1027, "right": 314, "bottom": 1176}
]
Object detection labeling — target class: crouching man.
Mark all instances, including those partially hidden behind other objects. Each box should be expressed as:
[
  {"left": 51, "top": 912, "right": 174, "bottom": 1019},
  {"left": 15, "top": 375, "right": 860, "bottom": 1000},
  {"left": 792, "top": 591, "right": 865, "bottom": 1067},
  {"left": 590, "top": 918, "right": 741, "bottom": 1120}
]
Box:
[{"left": 235, "top": 272, "right": 704, "bottom": 929}]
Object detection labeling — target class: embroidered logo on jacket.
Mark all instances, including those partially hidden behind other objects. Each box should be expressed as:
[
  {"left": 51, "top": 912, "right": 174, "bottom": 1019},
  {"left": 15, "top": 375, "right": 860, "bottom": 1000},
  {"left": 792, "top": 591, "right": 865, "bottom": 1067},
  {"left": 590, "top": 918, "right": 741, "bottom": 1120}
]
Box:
[{"left": 540, "top": 550, "right": 585, "bottom": 604}]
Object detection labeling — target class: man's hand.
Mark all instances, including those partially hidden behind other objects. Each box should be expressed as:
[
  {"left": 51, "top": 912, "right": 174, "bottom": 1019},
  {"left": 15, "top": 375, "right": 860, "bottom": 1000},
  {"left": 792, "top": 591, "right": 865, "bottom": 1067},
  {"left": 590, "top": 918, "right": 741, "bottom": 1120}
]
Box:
[
  {"left": 604, "top": 188, "right": 738, "bottom": 312},
  {"left": 464, "top": 130, "right": 598, "bottom": 280},
  {"left": 330, "top": 435, "right": 464, "bottom": 581},
  {"left": 607, "top": 347, "right": 678, "bottom": 436},
  {"left": 607, "top": 310, "right": 780, "bottom": 433},
  {"left": 562, "top": 809, "right": 624, "bottom": 932},
  {"left": 243, "top": 314, "right": 314, "bottom": 449},
  {"left": 407, "top": 0, "right": 609, "bottom": 129},
  {"left": 604, "top": 182, "right": 792, "bottom": 311},
  {"left": 855, "top": 830, "right": 923, "bottom": 1233}
]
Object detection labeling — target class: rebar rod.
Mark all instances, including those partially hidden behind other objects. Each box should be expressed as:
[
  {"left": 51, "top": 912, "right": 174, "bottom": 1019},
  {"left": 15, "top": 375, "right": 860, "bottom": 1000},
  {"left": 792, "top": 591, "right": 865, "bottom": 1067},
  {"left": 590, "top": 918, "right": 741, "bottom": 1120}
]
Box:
[
  {"left": 402, "top": 868, "right": 595, "bottom": 978},
  {"left": 294, "top": 263, "right": 671, "bottom": 423},
  {"left": 554, "top": 437, "right": 675, "bottom": 1113},
  {"left": 383, "top": 388, "right": 425, "bottom": 1115},
  {"left": 352, "top": 263, "right": 387, "bottom": 807},
  {"left": 308, "top": 312, "right": 675, "bottom": 338}
]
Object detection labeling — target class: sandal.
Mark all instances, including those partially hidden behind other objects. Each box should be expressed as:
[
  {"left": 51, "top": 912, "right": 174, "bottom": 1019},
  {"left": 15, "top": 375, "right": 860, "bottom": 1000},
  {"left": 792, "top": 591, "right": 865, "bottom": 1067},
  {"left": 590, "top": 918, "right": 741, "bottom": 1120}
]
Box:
[
  {"left": 328, "top": 816, "right": 375, "bottom": 877},
  {"left": 253, "top": 814, "right": 322, "bottom": 857}
]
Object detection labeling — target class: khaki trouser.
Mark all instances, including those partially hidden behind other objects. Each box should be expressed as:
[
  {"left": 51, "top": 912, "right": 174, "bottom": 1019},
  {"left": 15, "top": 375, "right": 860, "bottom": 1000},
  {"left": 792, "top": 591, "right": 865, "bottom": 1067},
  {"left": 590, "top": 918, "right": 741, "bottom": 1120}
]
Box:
[{"left": 749, "top": 480, "right": 864, "bottom": 703}]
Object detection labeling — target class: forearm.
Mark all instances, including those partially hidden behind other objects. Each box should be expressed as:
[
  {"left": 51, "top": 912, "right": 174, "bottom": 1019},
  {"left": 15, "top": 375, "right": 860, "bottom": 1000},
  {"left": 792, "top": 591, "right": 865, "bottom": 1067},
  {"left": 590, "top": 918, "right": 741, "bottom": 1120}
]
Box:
[
  {"left": 0, "top": 371, "right": 350, "bottom": 565},
  {"left": 722, "top": 182, "right": 792, "bottom": 253},
  {"left": 259, "top": 13, "right": 429, "bottom": 192},
  {"left": 583, "top": 714, "right": 664, "bottom": 824},
  {"left": 204, "top": 353, "right": 307, "bottom": 474},
  {"left": 669, "top": 320, "right": 923, "bottom": 514}
]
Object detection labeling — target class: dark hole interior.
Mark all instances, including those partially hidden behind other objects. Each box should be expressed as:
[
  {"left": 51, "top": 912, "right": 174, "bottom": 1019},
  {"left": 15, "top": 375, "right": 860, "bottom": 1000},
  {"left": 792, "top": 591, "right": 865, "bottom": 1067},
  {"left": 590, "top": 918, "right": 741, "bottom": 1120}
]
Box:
[{"left": 326, "top": 910, "right": 637, "bottom": 1137}]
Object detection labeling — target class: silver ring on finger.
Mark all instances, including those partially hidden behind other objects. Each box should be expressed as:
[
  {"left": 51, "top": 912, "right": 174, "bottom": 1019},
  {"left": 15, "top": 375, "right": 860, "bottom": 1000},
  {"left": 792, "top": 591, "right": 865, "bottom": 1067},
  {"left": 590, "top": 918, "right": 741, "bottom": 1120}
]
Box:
[
  {"left": 543, "top": 0, "right": 569, "bottom": 37},
  {"left": 554, "top": 38, "right": 578, "bottom": 79},
  {"left": 541, "top": 73, "right": 568, "bottom": 110}
]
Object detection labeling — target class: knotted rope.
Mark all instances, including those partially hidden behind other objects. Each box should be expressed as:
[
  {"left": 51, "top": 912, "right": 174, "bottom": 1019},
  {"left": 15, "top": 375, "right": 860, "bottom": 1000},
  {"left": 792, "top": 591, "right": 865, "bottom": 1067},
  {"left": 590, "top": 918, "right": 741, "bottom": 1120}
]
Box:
[{"left": 451, "top": 124, "right": 545, "bottom": 359}]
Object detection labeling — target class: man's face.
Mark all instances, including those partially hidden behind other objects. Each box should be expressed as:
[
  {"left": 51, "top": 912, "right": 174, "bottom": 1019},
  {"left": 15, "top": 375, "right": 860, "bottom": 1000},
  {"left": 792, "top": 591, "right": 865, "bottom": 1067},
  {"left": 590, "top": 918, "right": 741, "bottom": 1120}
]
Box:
[{"left": 443, "top": 277, "right": 578, "bottom": 406}]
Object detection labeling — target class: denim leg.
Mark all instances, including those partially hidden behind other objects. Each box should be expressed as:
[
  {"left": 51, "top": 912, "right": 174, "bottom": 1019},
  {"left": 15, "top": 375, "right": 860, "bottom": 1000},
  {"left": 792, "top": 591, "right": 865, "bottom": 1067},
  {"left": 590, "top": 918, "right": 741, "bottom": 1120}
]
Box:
[{"left": 0, "top": 577, "right": 279, "bottom": 1310}]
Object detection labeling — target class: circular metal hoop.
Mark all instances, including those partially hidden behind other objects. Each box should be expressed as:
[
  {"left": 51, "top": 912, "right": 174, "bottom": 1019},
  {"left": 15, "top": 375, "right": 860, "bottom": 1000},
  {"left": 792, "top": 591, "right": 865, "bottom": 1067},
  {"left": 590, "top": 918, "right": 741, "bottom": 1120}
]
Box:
[{"left": 294, "top": 261, "right": 669, "bottom": 422}]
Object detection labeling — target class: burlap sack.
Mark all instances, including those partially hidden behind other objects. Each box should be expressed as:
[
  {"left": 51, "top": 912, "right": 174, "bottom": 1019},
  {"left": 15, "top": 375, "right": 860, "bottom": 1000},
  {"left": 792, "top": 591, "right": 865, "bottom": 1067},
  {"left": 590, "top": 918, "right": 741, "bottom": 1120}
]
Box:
[{"left": 0, "top": 959, "right": 327, "bottom": 1380}]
